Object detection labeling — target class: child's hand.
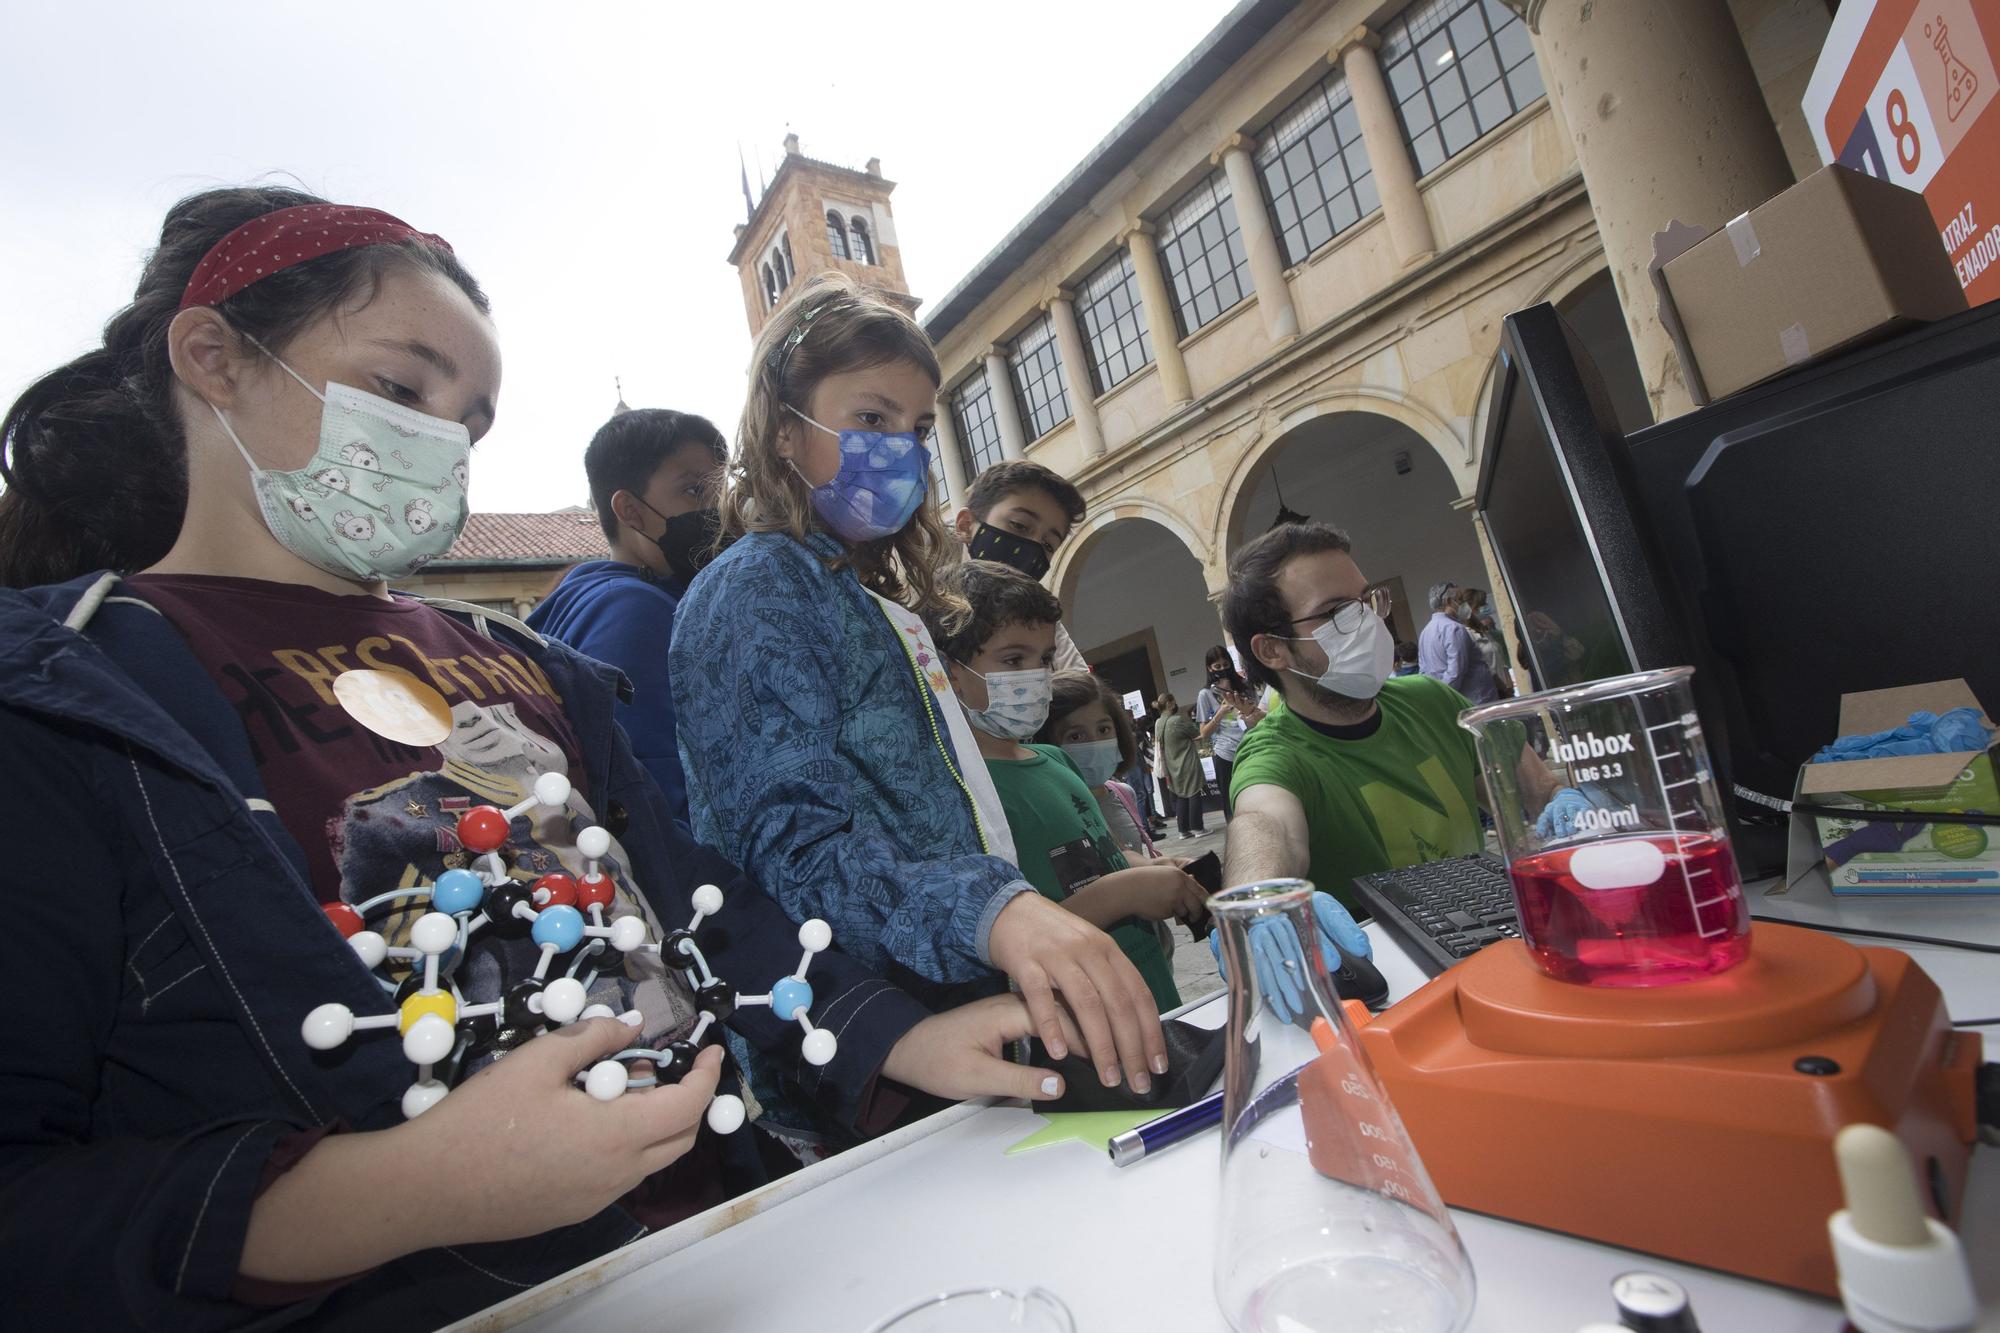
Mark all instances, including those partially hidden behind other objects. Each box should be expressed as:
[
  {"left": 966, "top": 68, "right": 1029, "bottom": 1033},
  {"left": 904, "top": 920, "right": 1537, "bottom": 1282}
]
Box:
[
  {"left": 242, "top": 1016, "right": 724, "bottom": 1284},
  {"left": 402, "top": 1016, "right": 723, "bottom": 1244},
  {"left": 1110, "top": 863, "right": 1209, "bottom": 923},
  {"left": 988, "top": 892, "right": 1167, "bottom": 1093},
  {"left": 881, "top": 994, "right": 1075, "bottom": 1103}
]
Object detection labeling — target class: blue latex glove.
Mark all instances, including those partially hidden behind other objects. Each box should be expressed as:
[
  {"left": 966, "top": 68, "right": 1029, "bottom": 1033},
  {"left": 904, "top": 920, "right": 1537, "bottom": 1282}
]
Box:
[
  {"left": 1811, "top": 707, "right": 1993, "bottom": 763},
  {"left": 1534, "top": 786, "right": 1595, "bottom": 839},
  {"left": 1209, "top": 893, "right": 1371, "bottom": 1024}
]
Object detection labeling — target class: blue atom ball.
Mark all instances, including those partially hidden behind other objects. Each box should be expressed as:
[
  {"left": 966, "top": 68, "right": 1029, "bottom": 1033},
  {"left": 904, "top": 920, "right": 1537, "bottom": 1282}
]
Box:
[
  {"left": 770, "top": 975, "right": 814, "bottom": 1021},
  {"left": 431, "top": 868, "right": 486, "bottom": 915},
  {"left": 531, "top": 904, "right": 586, "bottom": 952}
]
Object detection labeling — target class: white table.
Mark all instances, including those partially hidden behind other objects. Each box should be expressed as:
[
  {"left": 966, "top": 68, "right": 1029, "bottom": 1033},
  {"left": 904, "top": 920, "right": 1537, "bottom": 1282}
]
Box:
[{"left": 455, "top": 888, "right": 2000, "bottom": 1332}]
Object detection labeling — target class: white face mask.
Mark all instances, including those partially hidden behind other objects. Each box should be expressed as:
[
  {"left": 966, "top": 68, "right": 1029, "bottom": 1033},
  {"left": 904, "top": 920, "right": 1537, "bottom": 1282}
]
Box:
[
  {"left": 956, "top": 663, "right": 1053, "bottom": 739},
  {"left": 209, "top": 343, "right": 471, "bottom": 583},
  {"left": 1062, "top": 737, "right": 1123, "bottom": 787},
  {"left": 1284, "top": 611, "right": 1395, "bottom": 700}
]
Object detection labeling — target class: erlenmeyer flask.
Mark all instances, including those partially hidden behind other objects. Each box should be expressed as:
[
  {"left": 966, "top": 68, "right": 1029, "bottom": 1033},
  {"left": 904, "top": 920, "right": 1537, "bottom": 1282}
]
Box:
[{"left": 1212, "top": 880, "right": 1475, "bottom": 1333}]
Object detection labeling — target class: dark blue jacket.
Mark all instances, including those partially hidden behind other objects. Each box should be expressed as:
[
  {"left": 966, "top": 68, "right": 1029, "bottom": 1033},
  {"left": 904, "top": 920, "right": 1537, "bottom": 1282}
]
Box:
[
  {"left": 0, "top": 574, "right": 928, "bottom": 1331},
  {"left": 528, "top": 560, "right": 691, "bottom": 830}
]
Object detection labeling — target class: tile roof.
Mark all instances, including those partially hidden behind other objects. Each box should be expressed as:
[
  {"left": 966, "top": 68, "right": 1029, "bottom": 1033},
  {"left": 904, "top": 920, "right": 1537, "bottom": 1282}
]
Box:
[{"left": 434, "top": 509, "right": 607, "bottom": 566}]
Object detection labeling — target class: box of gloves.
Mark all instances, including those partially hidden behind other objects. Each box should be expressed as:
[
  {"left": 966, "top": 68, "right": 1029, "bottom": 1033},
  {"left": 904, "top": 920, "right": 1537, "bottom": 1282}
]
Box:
[{"left": 1789, "top": 679, "right": 2000, "bottom": 894}]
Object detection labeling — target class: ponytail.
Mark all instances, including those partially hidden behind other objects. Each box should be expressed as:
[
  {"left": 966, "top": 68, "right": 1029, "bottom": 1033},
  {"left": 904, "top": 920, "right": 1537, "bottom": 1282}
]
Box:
[{"left": 0, "top": 185, "right": 488, "bottom": 588}]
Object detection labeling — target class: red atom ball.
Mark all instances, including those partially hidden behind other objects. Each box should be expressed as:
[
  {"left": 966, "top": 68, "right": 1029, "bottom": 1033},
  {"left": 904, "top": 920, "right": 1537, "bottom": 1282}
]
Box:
[
  {"left": 577, "top": 873, "right": 615, "bottom": 910},
  {"left": 533, "top": 872, "right": 580, "bottom": 909},
  {"left": 323, "top": 901, "right": 364, "bottom": 938},
  {"left": 456, "top": 806, "right": 511, "bottom": 855}
]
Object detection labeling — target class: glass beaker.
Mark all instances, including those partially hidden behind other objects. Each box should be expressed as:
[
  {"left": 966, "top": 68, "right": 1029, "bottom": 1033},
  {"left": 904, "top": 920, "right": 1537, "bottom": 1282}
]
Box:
[
  {"left": 1459, "top": 666, "right": 1751, "bottom": 987},
  {"left": 866, "top": 1287, "right": 1074, "bottom": 1333},
  {"left": 1212, "top": 880, "right": 1475, "bottom": 1333}
]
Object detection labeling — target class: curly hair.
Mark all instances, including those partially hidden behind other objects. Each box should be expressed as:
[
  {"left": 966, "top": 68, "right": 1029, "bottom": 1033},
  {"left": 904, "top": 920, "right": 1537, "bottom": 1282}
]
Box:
[{"left": 722, "top": 271, "right": 955, "bottom": 612}]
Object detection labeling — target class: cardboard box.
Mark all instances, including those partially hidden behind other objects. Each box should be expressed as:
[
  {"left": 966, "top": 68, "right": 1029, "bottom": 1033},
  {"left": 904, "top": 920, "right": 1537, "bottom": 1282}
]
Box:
[
  {"left": 1804, "top": 0, "right": 2000, "bottom": 307},
  {"left": 1789, "top": 679, "right": 1999, "bottom": 894},
  {"left": 1650, "top": 165, "right": 1967, "bottom": 403}
]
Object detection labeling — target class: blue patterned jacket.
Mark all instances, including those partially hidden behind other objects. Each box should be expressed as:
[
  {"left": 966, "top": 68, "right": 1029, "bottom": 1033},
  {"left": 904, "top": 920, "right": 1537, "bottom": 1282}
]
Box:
[{"left": 671, "top": 531, "right": 1031, "bottom": 1008}]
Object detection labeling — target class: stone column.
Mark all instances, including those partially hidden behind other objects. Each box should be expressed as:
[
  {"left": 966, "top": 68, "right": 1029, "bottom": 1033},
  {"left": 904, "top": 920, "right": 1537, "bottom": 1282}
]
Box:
[
  {"left": 932, "top": 388, "right": 970, "bottom": 510},
  {"left": 1122, "top": 222, "right": 1192, "bottom": 405},
  {"left": 983, "top": 347, "right": 1028, "bottom": 460},
  {"left": 1504, "top": 0, "right": 1795, "bottom": 420},
  {"left": 1211, "top": 134, "right": 1300, "bottom": 343},
  {"left": 1046, "top": 289, "right": 1106, "bottom": 460},
  {"left": 1333, "top": 26, "right": 1437, "bottom": 266}
]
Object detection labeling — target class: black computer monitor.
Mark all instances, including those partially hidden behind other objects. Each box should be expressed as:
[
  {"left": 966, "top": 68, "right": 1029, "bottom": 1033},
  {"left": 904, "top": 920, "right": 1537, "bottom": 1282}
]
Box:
[
  {"left": 1480, "top": 299, "right": 2000, "bottom": 862},
  {"left": 1476, "top": 305, "right": 1690, "bottom": 692}
]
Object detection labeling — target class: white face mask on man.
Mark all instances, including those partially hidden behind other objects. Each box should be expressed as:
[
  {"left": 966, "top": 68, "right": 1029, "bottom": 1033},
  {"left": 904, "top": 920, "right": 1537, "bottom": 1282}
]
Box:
[{"left": 1281, "top": 610, "right": 1395, "bottom": 700}]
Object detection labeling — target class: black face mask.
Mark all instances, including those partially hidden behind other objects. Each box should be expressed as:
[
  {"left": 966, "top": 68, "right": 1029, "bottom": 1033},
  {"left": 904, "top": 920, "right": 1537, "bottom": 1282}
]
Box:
[
  {"left": 636, "top": 499, "right": 723, "bottom": 582},
  {"left": 966, "top": 520, "right": 1052, "bottom": 581}
]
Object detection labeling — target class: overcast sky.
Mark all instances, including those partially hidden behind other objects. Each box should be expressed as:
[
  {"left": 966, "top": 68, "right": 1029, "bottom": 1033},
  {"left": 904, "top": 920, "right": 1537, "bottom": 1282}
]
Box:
[{"left": 0, "top": 0, "right": 1236, "bottom": 514}]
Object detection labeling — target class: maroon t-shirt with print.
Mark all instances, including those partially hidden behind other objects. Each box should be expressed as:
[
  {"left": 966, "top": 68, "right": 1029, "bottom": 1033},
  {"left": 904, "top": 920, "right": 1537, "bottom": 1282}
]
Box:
[{"left": 123, "top": 574, "right": 692, "bottom": 1035}]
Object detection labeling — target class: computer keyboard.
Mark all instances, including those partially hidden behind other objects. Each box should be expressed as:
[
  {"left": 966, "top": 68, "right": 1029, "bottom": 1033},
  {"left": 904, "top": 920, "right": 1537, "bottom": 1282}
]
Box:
[{"left": 1351, "top": 854, "right": 1522, "bottom": 978}]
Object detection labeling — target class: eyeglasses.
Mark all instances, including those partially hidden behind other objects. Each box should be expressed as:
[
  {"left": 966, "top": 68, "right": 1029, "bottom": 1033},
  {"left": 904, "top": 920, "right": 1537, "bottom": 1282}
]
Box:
[{"left": 1289, "top": 586, "right": 1392, "bottom": 634}]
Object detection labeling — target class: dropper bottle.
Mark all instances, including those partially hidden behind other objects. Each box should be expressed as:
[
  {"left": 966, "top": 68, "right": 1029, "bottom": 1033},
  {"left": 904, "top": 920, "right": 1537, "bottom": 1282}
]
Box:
[{"left": 1827, "top": 1124, "right": 1979, "bottom": 1333}]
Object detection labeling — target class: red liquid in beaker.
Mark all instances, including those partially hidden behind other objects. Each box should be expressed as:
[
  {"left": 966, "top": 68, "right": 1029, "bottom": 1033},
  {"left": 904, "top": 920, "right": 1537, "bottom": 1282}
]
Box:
[{"left": 1508, "top": 832, "right": 1750, "bottom": 986}]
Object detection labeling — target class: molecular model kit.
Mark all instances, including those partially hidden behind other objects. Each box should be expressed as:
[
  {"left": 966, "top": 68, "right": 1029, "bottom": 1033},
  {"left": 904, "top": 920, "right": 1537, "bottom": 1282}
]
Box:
[{"left": 301, "top": 772, "right": 836, "bottom": 1133}]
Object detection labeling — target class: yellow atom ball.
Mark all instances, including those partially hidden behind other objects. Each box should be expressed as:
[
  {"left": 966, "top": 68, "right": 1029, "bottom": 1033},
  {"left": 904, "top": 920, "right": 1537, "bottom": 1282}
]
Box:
[{"left": 399, "top": 990, "right": 458, "bottom": 1035}]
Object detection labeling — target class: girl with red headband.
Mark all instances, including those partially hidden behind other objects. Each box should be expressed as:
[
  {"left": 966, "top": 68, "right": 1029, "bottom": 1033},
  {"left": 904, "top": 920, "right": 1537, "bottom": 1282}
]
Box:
[{"left": 0, "top": 187, "right": 1068, "bottom": 1330}]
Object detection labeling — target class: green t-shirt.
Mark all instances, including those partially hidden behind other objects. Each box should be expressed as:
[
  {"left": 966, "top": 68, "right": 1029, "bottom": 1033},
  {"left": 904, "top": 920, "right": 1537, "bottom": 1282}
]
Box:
[
  {"left": 985, "top": 744, "right": 1181, "bottom": 1012},
  {"left": 1227, "top": 674, "right": 1482, "bottom": 914}
]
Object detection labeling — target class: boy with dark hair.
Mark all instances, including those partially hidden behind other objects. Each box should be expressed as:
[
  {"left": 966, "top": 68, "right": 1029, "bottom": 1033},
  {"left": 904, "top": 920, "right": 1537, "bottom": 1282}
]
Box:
[
  {"left": 530, "top": 407, "right": 726, "bottom": 828},
  {"left": 926, "top": 560, "right": 1203, "bottom": 1012},
  {"left": 952, "top": 460, "right": 1090, "bottom": 671}
]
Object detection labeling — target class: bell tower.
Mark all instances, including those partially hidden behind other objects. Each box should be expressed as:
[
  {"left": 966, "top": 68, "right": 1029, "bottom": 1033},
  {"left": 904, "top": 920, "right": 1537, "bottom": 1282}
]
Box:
[{"left": 727, "top": 133, "right": 920, "bottom": 338}]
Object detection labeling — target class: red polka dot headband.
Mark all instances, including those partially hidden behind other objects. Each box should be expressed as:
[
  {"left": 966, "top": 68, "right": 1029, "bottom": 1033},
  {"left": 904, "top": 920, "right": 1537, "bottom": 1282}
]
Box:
[{"left": 178, "top": 204, "right": 452, "bottom": 311}]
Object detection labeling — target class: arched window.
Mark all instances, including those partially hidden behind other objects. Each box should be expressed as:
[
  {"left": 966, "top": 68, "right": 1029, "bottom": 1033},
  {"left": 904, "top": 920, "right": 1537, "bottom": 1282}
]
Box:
[
  {"left": 849, "top": 217, "right": 875, "bottom": 265},
  {"left": 781, "top": 235, "right": 795, "bottom": 284},
  {"left": 761, "top": 262, "right": 778, "bottom": 309},
  {"left": 826, "top": 211, "right": 850, "bottom": 260}
]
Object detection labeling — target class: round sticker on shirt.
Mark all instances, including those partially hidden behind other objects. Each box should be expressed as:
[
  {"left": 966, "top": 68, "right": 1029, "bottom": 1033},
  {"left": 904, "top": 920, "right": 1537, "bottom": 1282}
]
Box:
[{"left": 331, "top": 668, "right": 452, "bottom": 746}]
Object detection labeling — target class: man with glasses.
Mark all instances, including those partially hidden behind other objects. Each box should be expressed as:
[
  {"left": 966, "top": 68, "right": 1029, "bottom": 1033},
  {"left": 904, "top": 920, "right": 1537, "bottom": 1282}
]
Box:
[{"left": 1218, "top": 522, "right": 1485, "bottom": 913}]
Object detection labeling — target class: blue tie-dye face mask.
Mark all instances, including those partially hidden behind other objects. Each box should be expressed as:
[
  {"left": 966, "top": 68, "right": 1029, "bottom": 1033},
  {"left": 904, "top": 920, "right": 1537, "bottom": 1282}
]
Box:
[{"left": 785, "top": 405, "right": 932, "bottom": 543}]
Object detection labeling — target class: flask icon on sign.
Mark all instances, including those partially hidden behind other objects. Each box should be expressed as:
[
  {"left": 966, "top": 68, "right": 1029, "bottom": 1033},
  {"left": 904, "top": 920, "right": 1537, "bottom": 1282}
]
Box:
[{"left": 1927, "top": 16, "right": 1980, "bottom": 122}]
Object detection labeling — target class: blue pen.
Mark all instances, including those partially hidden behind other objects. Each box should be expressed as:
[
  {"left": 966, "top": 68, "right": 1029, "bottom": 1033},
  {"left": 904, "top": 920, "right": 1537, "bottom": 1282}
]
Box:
[{"left": 1107, "top": 1089, "right": 1224, "bottom": 1166}]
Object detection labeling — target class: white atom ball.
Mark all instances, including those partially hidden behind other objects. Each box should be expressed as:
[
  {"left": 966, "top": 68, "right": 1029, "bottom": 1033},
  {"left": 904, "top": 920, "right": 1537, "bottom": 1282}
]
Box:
[
  {"left": 533, "top": 771, "right": 572, "bottom": 809},
  {"left": 542, "top": 977, "right": 588, "bottom": 1024},
  {"left": 402, "top": 1012, "right": 456, "bottom": 1066},
  {"left": 349, "top": 930, "right": 388, "bottom": 969},
  {"left": 401, "top": 1080, "right": 449, "bottom": 1119},
  {"left": 706, "top": 1094, "right": 747, "bottom": 1135},
  {"left": 580, "top": 1003, "right": 616, "bottom": 1022},
  {"left": 610, "top": 916, "right": 649, "bottom": 952},
  {"left": 584, "top": 1059, "right": 629, "bottom": 1102},
  {"left": 577, "top": 826, "right": 612, "bottom": 860},
  {"left": 691, "top": 884, "right": 724, "bottom": 916},
  {"left": 802, "top": 1028, "right": 838, "bottom": 1067},
  {"left": 301, "top": 1003, "right": 354, "bottom": 1050},
  {"left": 798, "top": 919, "right": 833, "bottom": 952},
  {"left": 409, "top": 911, "right": 458, "bottom": 956}
]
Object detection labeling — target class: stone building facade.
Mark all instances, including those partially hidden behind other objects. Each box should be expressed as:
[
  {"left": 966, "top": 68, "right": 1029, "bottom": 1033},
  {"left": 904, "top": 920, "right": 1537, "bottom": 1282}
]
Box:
[{"left": 734, "top": 0, "right": 1831, "bottom": 706}]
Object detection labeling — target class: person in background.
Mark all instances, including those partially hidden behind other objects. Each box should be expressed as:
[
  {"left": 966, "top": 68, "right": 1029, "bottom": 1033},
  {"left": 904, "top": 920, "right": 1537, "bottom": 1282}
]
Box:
[
  {"left": 1040, "top": 670, "right": 1157, "bottom": 862},
  {"left": 1417, "top": 580, "right": 1498, "bottom": 704},
  {"left": 1126, "top": 711, "right": 1164, "bottom": 834},
  {"left": 927, "top": 562, "right": 1199, "bottom": 1012},
  {"left": 1194, "top": 644, "right": 1264, "bottom": 821},
  {"left": 670, "top": 274, "right": 1167, "bottom": 1141},
  {"left": 1223, "top": 525, "right": 1525, "bottom": 914},
  {"left": 529, "top": 408, "right": 724, "bottom": 829},
  {"left": 1392, "top": 639, "right": 1421, "bottom": 677},
  {"left": 950, "top": 459, "right": 1089, "bottom": 670},
  {"left": 1150, "top": 707, "right": 1176, "bottom": 823},
  {"left": 1155, "top": 692, "right": 1207, "bottom": 840},
  {"left": 1459, "top": 586, "right": 1515, "bottom": 698}
]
